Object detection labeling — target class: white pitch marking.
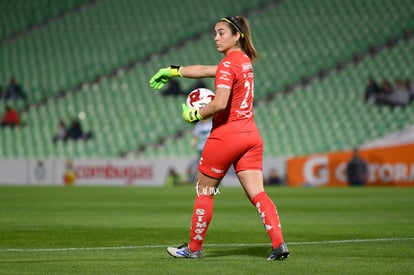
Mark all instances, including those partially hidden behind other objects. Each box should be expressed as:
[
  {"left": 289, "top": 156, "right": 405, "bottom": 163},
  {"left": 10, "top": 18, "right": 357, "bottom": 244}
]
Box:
[{"left": 1, "top": 237, "right": 413, "bottom": 253}]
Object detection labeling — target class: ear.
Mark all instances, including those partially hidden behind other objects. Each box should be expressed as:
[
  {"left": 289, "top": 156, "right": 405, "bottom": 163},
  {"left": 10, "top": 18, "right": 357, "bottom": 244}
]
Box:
[{"left": 233, "top": 32, "right": 241, "bottom": 44}]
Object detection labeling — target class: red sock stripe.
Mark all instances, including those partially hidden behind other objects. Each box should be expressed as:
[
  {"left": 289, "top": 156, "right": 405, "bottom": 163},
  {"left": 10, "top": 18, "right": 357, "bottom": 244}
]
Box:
[{"left": 252, "top": 192, "right": 284, "bottom": 248}]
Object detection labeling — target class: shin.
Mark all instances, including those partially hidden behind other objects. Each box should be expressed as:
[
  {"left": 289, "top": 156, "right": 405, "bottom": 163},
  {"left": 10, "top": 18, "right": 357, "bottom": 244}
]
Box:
[{"left": 251, "top": 192, "right": 285, "bottom": 248}]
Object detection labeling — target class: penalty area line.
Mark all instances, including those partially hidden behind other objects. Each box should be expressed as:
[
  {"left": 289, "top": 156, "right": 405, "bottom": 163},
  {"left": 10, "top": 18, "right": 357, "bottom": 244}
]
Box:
[{"left": 2, "top": 237, "right": 413, "bottom": 253}]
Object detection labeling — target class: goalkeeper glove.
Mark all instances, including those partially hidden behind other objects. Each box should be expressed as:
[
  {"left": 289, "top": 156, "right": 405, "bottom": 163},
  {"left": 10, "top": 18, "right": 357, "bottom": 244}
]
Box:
[
  {"left": 149, "top": 65, "right": 182, "bottom": 90},
  {"left": 182, "top": 103, "right": 203, "bottom": 125}
]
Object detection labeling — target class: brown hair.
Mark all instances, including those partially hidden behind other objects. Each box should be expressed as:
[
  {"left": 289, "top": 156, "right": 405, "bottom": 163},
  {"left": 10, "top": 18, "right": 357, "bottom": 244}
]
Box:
[{"left": 220, "top": 16, "right": 258, "bottom": 62}]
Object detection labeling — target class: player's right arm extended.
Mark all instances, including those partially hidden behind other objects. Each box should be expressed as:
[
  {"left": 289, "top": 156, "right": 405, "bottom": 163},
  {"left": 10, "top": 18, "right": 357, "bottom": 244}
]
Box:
[
  {"left": 179, "top": 65, "right": 217, "bottom": 78},
  {"left": 149, "top": 65, "right": 181, "bottom": 90}
]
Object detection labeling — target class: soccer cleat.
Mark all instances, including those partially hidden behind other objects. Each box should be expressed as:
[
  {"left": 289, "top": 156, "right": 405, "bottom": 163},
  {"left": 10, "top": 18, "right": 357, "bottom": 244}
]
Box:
[
  {"left": 267, "top": 242, "right": 289, "bottom": 261},
  {"left": 167, "top": 243, "right": 202, "bottom": 259}
]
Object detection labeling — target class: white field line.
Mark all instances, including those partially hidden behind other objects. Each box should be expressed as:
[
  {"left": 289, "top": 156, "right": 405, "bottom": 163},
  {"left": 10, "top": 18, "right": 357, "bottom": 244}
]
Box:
[{"left": 1, "top": 237, "right": 413, "bottom": 253}]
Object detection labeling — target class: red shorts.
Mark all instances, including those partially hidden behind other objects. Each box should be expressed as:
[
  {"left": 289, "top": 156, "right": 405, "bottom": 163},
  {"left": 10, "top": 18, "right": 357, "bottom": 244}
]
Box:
[{"left": 199, "top": 129, "right": 263, "bottom": 179}]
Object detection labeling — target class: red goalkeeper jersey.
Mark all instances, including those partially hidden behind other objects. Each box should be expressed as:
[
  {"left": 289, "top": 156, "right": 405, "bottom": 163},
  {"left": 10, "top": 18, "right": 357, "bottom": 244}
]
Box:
[
  {"left": 213, "top": 50, "right": 257, "bottom": 133},
  {"left": 198, "top": 50, "right": 263, "bottom": 179}
]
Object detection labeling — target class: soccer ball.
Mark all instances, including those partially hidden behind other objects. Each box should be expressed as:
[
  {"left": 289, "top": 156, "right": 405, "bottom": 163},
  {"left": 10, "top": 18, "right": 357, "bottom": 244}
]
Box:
[{"left": 186, "top": 88, "right": 215, "bottom": 110}]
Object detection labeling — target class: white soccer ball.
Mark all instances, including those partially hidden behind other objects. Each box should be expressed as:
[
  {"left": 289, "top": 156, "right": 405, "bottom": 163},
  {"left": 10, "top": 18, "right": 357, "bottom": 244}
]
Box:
[{"left": 186, "top": 88, "right": 215, "bottom": 110}]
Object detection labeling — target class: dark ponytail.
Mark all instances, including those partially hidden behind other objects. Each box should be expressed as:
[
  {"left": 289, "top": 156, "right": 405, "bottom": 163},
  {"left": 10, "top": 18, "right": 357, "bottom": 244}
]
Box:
[{"left": 220, "top": 16, "right": 258, "bottom": 62}]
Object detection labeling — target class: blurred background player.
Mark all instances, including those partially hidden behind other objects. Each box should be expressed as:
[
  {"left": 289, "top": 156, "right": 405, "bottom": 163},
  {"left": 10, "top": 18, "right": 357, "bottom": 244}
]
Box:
[
  {"left": 149, "top": 16, "right": 289, "bottom": 261},
  {"left": 191, "top": 118, "right": 212, "bottom": 159},
  {"left": 186, "top": 118, "right": 212, "bottom": 183},
  {"left": 346, "top": 148, "right": 368, "bottom": 186},
  {"left": 266, "top": 168, "right": 284, "bottom": 186}
]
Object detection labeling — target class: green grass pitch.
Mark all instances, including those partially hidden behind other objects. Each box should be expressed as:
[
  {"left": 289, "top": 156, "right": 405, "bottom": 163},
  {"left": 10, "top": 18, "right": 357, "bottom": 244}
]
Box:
[{"left": 0, "top": 186, "right": 413, "bottom": 274}]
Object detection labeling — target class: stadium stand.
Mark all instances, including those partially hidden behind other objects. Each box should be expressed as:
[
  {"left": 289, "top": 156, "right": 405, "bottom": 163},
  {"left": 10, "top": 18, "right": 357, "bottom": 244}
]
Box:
[
  {"left": 1, "top": 0, "right": 269, "bottom": 105},
  {"left": 0, "top": 0, "right": 413, "bottom": 158},
  {"left": 0, "top": 0, "right": 93, "bottom": 41}
]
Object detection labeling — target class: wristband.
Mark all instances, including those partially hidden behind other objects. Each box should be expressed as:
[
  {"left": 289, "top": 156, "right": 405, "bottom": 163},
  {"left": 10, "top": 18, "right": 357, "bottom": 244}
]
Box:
[{"left": 171, "top": 65, "right": 183, "bottom": 77}]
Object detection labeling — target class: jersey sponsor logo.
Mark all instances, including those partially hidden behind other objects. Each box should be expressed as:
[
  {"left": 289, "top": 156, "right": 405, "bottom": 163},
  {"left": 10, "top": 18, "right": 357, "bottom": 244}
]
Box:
[
  {"left": 236, "top": 110, "right": 253, "bottom": 118},
  {"left": 223, "top": 61, "right": 231, "bottom": 68},
  {"left": 242, "top": 63, "right": 252, "bottom": 71}
]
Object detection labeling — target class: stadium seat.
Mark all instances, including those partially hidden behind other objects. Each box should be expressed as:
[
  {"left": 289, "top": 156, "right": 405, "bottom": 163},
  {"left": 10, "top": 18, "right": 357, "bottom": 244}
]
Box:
[{"left": 1, "top": 0, "right": 413, "bottom": 159}]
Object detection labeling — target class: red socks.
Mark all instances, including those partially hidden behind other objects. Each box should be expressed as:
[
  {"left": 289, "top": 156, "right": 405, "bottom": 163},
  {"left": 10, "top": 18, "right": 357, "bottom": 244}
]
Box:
[
  {"left": 251, "top": 192, "right": 284, "bottom": 248},
  {"left": 189, "top": 195, "right": 214, "bottom": 252},
  {"left": 188, "top": 192, "right": 284, "bottom": 251}
]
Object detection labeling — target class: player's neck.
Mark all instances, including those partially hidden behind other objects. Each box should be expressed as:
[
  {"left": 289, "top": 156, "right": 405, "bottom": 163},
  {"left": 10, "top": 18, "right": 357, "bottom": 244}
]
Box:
[{"left": 225, "top": 47, "right": 242, "bottom": 56}]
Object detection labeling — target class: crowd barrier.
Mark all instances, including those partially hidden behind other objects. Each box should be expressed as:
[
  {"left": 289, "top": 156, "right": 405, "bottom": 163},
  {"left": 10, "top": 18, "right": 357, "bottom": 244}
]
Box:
[
  {"left": 2, "top": 143, "right": 412, "bottom": 187},
  {"left": 0, "top": 156, "right": 285, "bottom": 186}
]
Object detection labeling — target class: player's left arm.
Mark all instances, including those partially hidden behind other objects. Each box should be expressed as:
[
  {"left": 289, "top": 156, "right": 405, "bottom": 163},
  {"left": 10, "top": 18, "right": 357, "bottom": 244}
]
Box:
[
  {"left": 197, "top": 87, "right": 230, "bottom": 119},
  {"left": 179, "top": 65, "right": 217, "bottom": 78}
]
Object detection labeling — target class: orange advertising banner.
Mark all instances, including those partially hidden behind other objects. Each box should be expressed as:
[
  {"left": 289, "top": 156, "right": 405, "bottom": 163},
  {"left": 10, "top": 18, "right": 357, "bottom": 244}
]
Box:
[{"left": 286, "top": 143, "right": 414, "bottom": 187}]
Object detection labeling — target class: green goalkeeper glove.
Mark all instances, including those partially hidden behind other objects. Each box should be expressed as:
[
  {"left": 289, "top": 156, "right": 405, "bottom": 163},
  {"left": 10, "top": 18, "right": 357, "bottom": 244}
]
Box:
[
  {"left": 149, "top": 65, "right": 182, "bottom": 90},
  {"left": 182, "top": 103, "right": 203, "bottom": 125}
]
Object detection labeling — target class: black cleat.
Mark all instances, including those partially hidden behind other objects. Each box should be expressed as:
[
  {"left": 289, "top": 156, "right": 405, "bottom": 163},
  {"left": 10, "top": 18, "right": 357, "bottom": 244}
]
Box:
[{"left": 267, "top": 242, "right": 289, "bottom": 260}]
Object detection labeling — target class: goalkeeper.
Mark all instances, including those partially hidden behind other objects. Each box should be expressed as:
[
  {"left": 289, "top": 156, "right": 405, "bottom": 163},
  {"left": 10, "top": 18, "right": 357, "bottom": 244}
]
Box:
[{"left": 149, "top": 16, "right": 289, "bottom": 261}]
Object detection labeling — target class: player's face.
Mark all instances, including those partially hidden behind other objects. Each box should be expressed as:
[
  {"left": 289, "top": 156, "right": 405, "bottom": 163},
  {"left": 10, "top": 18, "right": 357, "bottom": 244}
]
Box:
[{"left": 214, "top": 22, "right": 239, "bottom": 54}]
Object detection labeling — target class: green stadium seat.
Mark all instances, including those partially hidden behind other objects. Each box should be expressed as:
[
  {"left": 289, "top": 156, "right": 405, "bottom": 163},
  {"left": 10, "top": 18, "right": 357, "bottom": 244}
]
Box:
[{"left": 1, "top": 0, "right": 414, "bottom": 158}]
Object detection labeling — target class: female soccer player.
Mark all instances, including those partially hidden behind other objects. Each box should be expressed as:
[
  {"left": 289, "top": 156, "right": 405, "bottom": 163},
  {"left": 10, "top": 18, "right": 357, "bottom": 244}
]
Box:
[{"left": 149, "top": 16, "right": 289, "bottom": 261}]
